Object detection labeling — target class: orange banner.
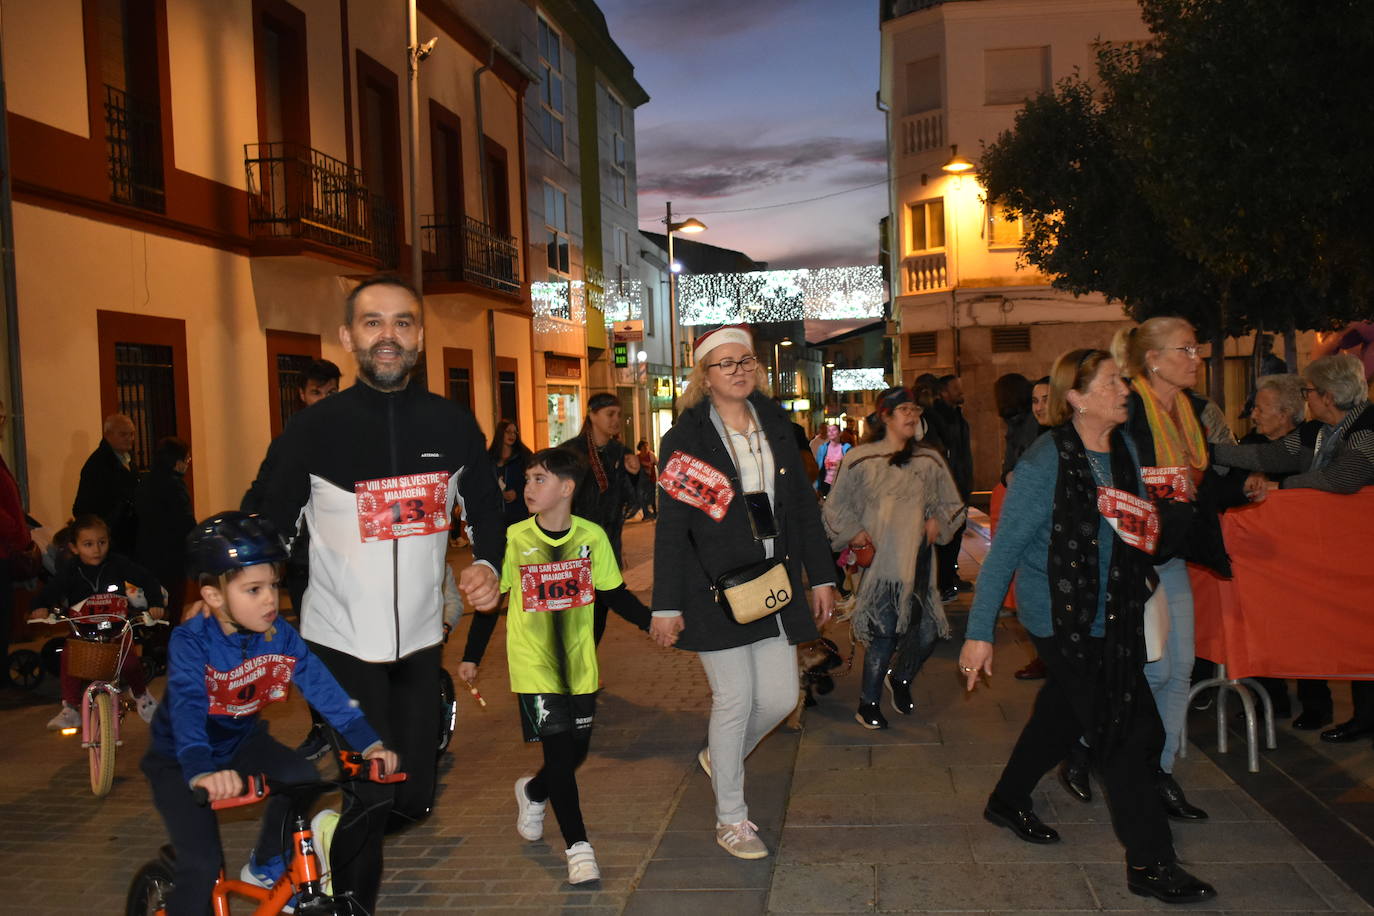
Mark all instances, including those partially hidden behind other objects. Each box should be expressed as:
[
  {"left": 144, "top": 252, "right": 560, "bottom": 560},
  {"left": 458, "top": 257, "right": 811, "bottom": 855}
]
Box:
[{"left": 1189, "top": 487, "right": 1374, "bottom": 679}]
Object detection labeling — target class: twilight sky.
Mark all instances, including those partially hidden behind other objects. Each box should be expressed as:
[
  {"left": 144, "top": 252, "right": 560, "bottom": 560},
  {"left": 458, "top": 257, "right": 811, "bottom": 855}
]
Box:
[{"left": 595, "top": 0, "right": 888, "bottom": 269}]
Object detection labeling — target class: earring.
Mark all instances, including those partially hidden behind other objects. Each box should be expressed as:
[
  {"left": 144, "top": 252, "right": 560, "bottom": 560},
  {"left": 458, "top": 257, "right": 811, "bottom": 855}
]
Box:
[
  {"left": 1077, "top": 406, "right": 1087, "bottom": 414},
  {"left": 1150, "top": 365, "right": 1158, "bottom": 374}
]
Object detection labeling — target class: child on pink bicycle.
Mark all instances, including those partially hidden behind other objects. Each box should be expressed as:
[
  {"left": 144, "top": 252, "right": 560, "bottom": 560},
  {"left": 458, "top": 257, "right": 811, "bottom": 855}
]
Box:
[
  {"left": 30, "top": 514, "right": 164, "bottom": 729},
  {"left": 141, "top": 511, "right": 397, "bottom": 914}
]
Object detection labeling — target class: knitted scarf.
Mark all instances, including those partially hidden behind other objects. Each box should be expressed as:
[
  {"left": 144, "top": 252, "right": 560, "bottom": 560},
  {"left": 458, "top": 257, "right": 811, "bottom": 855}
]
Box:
[
  {"left": 1048, "top": 423, "right": 1152, "bottom": 760},
  {"left": 586, "top": 429, "right": 609, "bottom": 493},
  {"left": 1131, "top": 377, "right": 1207, "bottom": 471}
]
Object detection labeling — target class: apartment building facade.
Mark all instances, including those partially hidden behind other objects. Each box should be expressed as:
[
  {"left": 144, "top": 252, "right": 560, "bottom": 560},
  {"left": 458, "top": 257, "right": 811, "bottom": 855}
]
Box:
[
  {"left": 879, "top": 0, "right": 1151, "bottom": 492},
  {"left": 3, "top": 0, "right": 535, "bottom": 530}
]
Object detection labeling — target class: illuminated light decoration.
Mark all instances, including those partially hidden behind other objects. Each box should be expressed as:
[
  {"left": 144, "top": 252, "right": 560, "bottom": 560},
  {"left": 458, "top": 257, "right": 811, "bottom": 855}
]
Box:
[
  {"left": 677, "top": 266, "right": 884, "bottom": 325},
  {"left": 601, "top": 278, "right": 645, "bottom": 324},
  {"left": 832, "top": 368, "right": 888, "bottom": 391},
  {"left": 531, "top": 280, "right": 589, "bottom": 339}
]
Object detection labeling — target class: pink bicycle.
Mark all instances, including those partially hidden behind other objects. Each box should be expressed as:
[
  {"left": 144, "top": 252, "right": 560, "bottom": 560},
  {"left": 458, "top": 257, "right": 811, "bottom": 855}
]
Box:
[{"left": 37, "top": 597, "right": 167, "bottom": 796}]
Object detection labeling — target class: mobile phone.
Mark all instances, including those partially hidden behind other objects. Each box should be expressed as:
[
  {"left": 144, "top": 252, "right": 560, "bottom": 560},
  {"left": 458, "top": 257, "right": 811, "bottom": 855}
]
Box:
[{"left": 743, "top": 491, "right": 780, "bottom": 540}]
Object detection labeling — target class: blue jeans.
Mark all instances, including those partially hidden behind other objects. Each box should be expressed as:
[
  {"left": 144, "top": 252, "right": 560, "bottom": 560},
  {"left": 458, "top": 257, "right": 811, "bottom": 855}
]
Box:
[
  {"left": 1144, "top": 557, "right": 1194, "bottom": 773},
  {"left": 860, "top": 602, "right": 939, "bottom": 704}
]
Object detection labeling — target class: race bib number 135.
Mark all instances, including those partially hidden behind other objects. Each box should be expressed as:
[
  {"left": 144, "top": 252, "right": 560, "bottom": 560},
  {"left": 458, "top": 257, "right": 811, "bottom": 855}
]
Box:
[{"left": 355, "top": 472, "right": 451, "bottom": 542}]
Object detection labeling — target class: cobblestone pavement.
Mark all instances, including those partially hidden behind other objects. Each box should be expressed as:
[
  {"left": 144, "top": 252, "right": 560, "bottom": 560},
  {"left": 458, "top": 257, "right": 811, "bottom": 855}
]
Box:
[{"left": 2, "top": 514, "right": 1372, "bottom": 914}]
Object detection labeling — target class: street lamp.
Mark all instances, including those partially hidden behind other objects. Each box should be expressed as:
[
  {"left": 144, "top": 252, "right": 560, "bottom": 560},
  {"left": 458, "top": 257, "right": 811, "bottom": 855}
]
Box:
[
  {"left": 665, "top": 201, "right": 706, "bottom": 420},
  {"left": 942, "top": 144, "right": 975, "bottom": 174},
  {"left": 772, "top": 337, "right": 793, "bottom": 393}
]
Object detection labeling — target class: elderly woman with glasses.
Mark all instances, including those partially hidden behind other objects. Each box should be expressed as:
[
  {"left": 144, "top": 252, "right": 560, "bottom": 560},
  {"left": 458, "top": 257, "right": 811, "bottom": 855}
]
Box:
[
  {"left": 959, "top": 348, "right": 1216, "bottom": 905},
  {"left": 1106, "top": 316, "right": 1237, "bottom": 823},
  {"left": 822, "top": 386, "right": 964, "bottom": 730},
  {"left": 649, "top": 325, "right": 835, "bottom": 861}
]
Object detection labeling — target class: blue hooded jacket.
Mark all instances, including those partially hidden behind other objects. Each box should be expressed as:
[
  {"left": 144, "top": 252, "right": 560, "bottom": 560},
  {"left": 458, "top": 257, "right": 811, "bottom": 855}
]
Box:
[{"left": 148, "top": 613, "right": 381, "bottom": 785}]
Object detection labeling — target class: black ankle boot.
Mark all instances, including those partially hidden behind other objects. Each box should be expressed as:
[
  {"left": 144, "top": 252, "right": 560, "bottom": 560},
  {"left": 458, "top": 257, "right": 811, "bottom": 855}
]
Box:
[
  {"left": 1156, "top": 769, "right": 1208, "bottom": 820},
  {"left": 1058, "top": 743, "right": 1091, "bottom": 803},
  {"left": 855, "top": 702, "right": 888, "bottom": 730},
  {"left": 1127, "top": 861, "right": 1217, "bottom": 903},
  {"left": 886, "top": 675, "right": 914, "bottom": 715}
]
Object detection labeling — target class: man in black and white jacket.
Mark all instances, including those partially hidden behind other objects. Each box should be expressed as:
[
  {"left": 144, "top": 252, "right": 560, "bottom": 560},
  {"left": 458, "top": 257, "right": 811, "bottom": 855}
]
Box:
[{"left": 243, "top": 274, "right": 504, "bottom": 911}]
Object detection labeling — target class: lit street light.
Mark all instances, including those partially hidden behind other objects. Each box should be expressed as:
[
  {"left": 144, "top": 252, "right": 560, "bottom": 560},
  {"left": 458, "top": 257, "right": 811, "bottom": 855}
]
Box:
[{"left": 665, "top": 202, "right": 705, "bottom": 420}]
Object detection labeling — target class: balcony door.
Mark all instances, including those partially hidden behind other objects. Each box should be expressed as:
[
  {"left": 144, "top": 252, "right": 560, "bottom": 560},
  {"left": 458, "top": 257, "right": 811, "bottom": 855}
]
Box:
[
  {"left": 253, "top": 1, "right": 310, "bottom": 240},
  {"left": 428, "top": 102, "right": 464, "bottom": 281},
  {"left": 357, "top": 54, "right": 402, "bottom": 266}
]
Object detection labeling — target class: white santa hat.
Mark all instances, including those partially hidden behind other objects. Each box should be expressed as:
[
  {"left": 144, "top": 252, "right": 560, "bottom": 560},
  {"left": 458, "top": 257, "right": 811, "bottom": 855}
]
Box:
[{"left": 693, "top": 324, "right": 754, "bottom": 362}]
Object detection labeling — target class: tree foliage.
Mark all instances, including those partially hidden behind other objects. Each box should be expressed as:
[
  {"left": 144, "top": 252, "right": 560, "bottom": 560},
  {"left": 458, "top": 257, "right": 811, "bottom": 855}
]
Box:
[{"left": 980, "top": 0, "right": 1374, "bottom": 337}]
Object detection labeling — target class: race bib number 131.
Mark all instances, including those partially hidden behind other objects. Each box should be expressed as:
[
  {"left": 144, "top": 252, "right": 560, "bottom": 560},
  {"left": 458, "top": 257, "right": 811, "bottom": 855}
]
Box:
[{"left": 355, "top": 472, "right": 452, "bottom": 542}]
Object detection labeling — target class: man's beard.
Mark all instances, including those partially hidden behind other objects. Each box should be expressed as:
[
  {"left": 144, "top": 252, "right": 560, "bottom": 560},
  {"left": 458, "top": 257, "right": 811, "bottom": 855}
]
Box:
[{"left": 356, "top": 339, "right": 419, "bottom": 390}]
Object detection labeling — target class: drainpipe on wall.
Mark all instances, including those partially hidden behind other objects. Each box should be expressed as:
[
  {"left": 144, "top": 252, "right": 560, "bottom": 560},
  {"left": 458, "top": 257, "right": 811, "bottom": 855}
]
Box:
[{"left": 0, "top": 27, "right": 29, "bottom": 506}]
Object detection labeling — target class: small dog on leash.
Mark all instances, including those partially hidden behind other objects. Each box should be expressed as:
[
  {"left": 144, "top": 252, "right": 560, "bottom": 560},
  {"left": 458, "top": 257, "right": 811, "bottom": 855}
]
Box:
[{"left": 785, "top": 637, "right": 844, "bottom": 729}]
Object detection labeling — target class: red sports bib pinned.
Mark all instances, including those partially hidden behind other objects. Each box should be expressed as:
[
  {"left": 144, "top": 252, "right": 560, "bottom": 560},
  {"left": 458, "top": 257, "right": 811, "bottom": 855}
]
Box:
[
  {"left": 355, "top": 472, "right": 452, "bottom": 542},
  {"left": 659, "top": 451, "right": 735, "bottom": 521},
  {"left": 1098, "top": 486, "right": 1160, "bottom": 555},
  {"left": 520, "top": 557, "right": 594, "bottom": 612},
  {"left": 73, "top": 593, "right": 130, "bottom": 619},
  {"left": 204, "top": 654, "right": 297, "bottom": 717},
  {"left": 1140, "top": 466, "right": 1195, "bottom": 503}
]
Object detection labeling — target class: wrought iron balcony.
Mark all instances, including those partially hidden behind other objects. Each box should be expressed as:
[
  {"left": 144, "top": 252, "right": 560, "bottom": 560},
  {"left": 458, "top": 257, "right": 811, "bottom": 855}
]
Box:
[
  {"left": 104, "top": 85, "right": 165, "bottom": 212},
  {"left": 420, "top": 214, "right": 519, "bottom": 294},
  {"left": 245, "top": 142, "right": 397, "bottom": 266}
]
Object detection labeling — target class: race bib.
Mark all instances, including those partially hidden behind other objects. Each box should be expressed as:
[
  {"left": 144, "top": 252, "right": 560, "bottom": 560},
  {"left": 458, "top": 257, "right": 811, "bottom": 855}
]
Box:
[
  {"left": 355, "top": 472, "right": 452, "bottom": 542},
  {"left": 659, "top": 451, "right": 735, "bottom": 521},
  {"left": 205, "top": 654, "right": 297, "bottom": 717},
  {"left": 520, "top": 557, "right": 594, "bottom": 612},
  {"left": 1098, "top": 486, "right": 1160, "bottom": 555},
  {"left": 1140, "top": 466, "right": 1195, "bottom": 503},
  {"left": 72, "top": 592, "right": 130, "bottom": 619}
]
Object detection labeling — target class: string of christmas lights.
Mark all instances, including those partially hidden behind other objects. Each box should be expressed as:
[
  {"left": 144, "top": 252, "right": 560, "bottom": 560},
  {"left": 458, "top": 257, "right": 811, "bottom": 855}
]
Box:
[
  {"left": 678, "top": 266, "right": 884, "bottom": 325},
  {"left": 831, "top": 368, "right": 889, "bottom": 391}
]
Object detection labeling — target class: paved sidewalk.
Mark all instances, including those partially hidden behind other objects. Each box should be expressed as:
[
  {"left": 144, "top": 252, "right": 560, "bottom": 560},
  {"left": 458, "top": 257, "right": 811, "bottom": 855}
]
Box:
[{"left": 2, "top": 515, "right": 1372, "bottom": 913}]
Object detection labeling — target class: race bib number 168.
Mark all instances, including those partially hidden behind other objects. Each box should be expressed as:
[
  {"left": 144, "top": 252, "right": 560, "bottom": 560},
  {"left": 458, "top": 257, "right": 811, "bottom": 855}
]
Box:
[{"left": 355, "top": 472, "right": 451, "bottom": 542}]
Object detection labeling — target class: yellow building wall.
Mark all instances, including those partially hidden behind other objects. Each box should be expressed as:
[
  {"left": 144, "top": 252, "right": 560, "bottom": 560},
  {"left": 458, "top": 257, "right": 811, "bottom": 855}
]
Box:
[
  {"left": 2, "top": 0, "right": 89, "bottom": 137},
  {"left": 165, "top": 0, "right": 256, "bottom": 188}
]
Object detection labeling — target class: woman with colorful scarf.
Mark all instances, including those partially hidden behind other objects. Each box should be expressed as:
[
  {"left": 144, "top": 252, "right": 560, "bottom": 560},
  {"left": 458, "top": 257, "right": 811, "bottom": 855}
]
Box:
[
  {"left": 1110, "top": 317, "right": 1238, "bottom": 822},
  {"left": 822, "top": 386, "right": 965, "bottom": 730},
  {"left": 560, "top": 392, "right": 641, "bottom": 643},
  {"left": 959, "top": 348, "right": 1216, "bottom": 905}
]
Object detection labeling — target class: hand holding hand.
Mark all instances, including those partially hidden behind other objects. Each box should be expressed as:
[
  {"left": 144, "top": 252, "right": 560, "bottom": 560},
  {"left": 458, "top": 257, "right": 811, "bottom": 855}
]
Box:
[
  {"left": 649, "top": 615, "right": 684, "bottom": 648},
  {"left": 459, "top": 564, "right": 501, "bottom": 612},
  {"left": 958, "top": 640, "right": 994, "bottom": 692}
]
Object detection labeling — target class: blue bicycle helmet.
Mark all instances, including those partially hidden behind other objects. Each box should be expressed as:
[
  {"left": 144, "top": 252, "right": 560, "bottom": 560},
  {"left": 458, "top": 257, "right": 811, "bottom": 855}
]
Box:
[{"left": 187, "top": 511, "right": 289, "bottom": 577}]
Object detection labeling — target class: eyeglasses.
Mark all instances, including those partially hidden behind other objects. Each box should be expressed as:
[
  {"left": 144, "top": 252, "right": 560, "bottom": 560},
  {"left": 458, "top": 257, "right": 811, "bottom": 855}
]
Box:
[
  {"left": 1171, "top": 345, "right": 1202, "bottom": 359},
  {"left": 705, "top": 355, "right": 759, "bottom": 375}
]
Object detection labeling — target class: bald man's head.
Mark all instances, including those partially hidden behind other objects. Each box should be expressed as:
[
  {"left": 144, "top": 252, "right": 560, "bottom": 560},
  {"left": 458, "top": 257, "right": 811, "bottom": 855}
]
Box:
[{"left": 103, "top": 414, "right": 136, "bottom": 454}]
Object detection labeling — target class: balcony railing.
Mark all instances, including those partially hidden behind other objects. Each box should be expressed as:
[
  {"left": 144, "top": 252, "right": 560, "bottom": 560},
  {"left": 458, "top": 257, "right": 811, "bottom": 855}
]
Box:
[
  {"left": 245, "top": 142, "right": 397, "bottom": 266},
  {"left": 420, "top": 214, "right": 519, "bottom": 294},
  {"left": 104, "top": 85, "right": 165, "bottom": 212},
  {"left": 904, "top": 252, "right": 948, "bottom": 292},
  {"left": 900, "top": 111, "right": 945, "bottom": 156}
]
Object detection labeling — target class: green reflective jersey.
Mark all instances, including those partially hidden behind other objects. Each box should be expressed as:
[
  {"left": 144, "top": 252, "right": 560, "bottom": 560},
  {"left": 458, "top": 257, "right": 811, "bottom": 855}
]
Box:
[{"left": 500, "top": 515, "right": 622, "bottom": 694}]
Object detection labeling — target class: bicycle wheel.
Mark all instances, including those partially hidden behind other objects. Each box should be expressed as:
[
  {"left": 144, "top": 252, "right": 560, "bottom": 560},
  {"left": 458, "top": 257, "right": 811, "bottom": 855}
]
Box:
[
  {"left": 7, "top": 649, "right": 43, "bottom": 690},
  {"left": 437, "top": 667, "right": 457, "bottom": 754},
  {"left": 125, "top": 859, "right": 174, "bottom": 916},
  {"left": 89, "top": 690, "right": 117, "bottom": 796}
]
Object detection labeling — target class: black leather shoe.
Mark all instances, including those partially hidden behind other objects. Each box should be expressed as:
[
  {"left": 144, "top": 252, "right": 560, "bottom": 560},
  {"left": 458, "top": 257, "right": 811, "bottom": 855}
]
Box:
[
  {"left": 1320, "top": 718, "right": 1374, "bottom": 743},
  {"left": 886, "top": 676, "right": 914, "bottom": 716},
  {"left": 1292, "top": 710, "right": 1332, "bottom": 730},
  {"left": 1156, "top": 769, "right": 1208, "bottom": 820},
  {"left": 1127, "top": 862, "right": 1217, "bottom": 904},
  {"left": 940, "top": 586, "right": 958, "bottom": 603},
  {"left": 1014, "top": 657, "right": 1047, "bottom": 680},
  {"left": 855, "top": 702, "right": 888, "bottom": 730},
  {"left": 1058, "top": 744, "right": 1092, "bottom": 804},
  {"left": 983, "top": 793, "right": 1060, "bottom": 844}
]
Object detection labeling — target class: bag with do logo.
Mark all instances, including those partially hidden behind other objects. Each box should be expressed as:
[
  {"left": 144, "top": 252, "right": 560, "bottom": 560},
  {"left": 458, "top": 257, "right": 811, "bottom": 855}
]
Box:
[{"left": 714, "top": 559, "right": 793, "bottom": 625}]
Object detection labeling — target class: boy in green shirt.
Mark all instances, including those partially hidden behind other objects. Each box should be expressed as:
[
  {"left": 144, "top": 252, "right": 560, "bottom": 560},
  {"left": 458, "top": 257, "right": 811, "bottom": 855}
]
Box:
[{"left": 460, "top": 447, "right": 649, "bottom": 884}]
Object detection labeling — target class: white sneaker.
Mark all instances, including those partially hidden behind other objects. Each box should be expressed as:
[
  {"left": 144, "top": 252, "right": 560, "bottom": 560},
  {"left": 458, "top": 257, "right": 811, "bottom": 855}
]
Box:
[
  {"left": 47, "top": 705, "right": 80, "bottom": 731},
  {"left": 698, "top": 747, "right": 712, "bottom": 779},
  {"left": 565, "top": 841, "right": 600, "bottom": 885},
  {"left": 135, "top": 692, "right": 158, "bottom": 723},
  {"left": 716, "top": 820, "right": 768, "bottom": 859},
  {"left": 310, "top": 808, "right": 339, "bottom": 896},
  {"left": 514, "top": 776, "right": 546, "bottom": 841}
]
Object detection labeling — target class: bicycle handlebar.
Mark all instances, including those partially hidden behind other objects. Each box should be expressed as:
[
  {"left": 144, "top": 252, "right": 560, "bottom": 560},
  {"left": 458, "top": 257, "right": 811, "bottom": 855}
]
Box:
[
  {"left": 34, "top": 612, "right": 168, "bottom": 629},
  {"left": 192, "top": 753, "right": 407, "bottom": 809}
]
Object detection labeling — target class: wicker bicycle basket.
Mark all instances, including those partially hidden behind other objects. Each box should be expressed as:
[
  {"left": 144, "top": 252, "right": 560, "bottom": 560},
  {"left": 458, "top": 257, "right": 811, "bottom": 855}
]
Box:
[{"left": 65, "top": 638, "right": 121, "bottom": 681}]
